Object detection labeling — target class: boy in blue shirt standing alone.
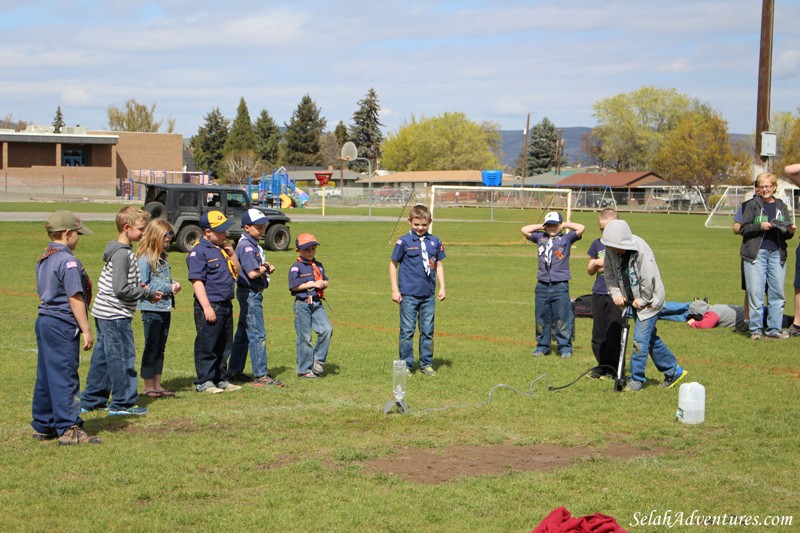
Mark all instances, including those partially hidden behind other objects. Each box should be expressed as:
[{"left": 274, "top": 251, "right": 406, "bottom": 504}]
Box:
[
  {"left": 521, "top": 211, "right": 585, "bottom": 358},
  {"left": 390, "top": 205, "right": 446, "bottom": 376}
]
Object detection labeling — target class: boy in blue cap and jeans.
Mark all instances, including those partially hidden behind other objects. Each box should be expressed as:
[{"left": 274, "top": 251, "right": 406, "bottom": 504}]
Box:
[
  {"left": 521, "top": 211, "right": 585, "bottom": 358},
  {"left": 187, "top": 211, "right": 242, "bottom": 394}
]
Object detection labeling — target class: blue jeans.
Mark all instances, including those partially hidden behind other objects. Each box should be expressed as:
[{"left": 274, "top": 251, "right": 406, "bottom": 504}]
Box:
[
  {"left": 743, "top": 251, "right": 786, "bottom": 334},
  {"left": 658, "top": 301, "right": 691, "bottom": 322},
  {"left": 33, "top": 315, "right": 83, "bottom": 436},
  {"left": 141, "top": 311, "right": 170, "bottom": 379},
  {"left": 294, "top": 299, "right": 333, "bottom": 375},
  {"left": 193, "top": 300, "right": 233, "bottom": 390},
  {"left": 534, "top": 281, "right": 573, "bottom": 355},
  {"left": 629, "top": 314, "right": 678, "bottom": 384},
  {"left": 230, "top": 287, "right": 268, "bottom": 378},
  {"left": 398, "top": 294, "right": 435, "bottom": 370},
  {"left": 81, "top": 318, "right": 138, "bottom": 411}
]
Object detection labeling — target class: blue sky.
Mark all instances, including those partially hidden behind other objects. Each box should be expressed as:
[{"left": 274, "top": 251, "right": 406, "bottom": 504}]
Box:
[{"left": 1, "top": 0, "right": 799, "bottom": 138}]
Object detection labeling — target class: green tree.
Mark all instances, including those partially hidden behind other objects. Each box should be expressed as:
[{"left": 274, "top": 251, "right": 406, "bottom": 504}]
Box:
[
  {"left": 591, "top": 86, "right": 692, "bottom": 170},
  {"left": 191, "top": 107, "right": 230, "bottom": 180},
  {"left": 52, "top": 106, "right": 65, "bottom": 133},
  {"left": 350, "top": 88, "right": 383, "bottom": 172},
  {"left": 225, "top": 97, "right": 257, "bottom": 154},
  {"left": 253, "top": 109, "right": 281, "bottom": 169},
  {"left": 523, "top": 117, "right": 559, "bottom": 176},
  {"left": 284, "top": 94, "right": 326, "bottom": 166},
  {"left": 774, "top": 109, "right": 800, "bottom": 177},
  {"left": 107, "top": 99, "right": 175, "bottom": 132},
  {"left": 652, "top": 107, "right": 733, "bottom": 193},
  {"left": 381, "top": 112, "right": 502, "bottom": 171},
  {"left": 319, "top": 131, "right": 342, "bottom": 168}
]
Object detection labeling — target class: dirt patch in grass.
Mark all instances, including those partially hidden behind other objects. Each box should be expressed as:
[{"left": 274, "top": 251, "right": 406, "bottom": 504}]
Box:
[{"left": 362, "top": 443, "right": 669, "bottom": 484}]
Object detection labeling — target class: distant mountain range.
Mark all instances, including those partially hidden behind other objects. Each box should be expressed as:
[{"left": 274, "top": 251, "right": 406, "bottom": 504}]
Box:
[{"left": 498, "top": 128, "right": 753, "bottom": 171}]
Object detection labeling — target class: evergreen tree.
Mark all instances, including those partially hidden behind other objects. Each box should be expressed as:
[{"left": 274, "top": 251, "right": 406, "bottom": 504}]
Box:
[
  {"left": 52, "top": 106, "right": 65, "bottom": 133},
  {"left": 350, "top": 88, "right": 383, "bottom": 172},
  {"left": 334, "top": 120, "right": 349, "bottom": 150},
  {"left": 225, "top": 97, "right": 257, "bottom": 154},
  {"left": 524, "top": 117, "right": 559, "bottom": 176},
  {"left": 284, "top": 94, "right": 326, "bottom": 166},
  {"left": 191, "top": 107, "right": 230, "bottom": 180},
  {"left": 254, "top": 109, "right": 281, "bottom": 169}
]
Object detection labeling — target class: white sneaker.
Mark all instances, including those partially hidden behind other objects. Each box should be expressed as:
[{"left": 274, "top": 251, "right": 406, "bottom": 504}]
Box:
[
  {"left": 221, "top": 383, "right": 241, "bottom": 392},
  {"left": 311, "top": 361, "right": 324, "bottom": 375},
  {"left": 202, "top": 386, "right": 224, "bottom": 394}
]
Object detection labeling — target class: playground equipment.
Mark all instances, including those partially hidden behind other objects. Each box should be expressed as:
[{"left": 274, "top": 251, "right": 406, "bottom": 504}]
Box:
[
  {"left": 314, "top": 171, "right": 333, "bottom": 216},
  {"left": 247, "top": 167, "right": 308, "bottom": 209}
]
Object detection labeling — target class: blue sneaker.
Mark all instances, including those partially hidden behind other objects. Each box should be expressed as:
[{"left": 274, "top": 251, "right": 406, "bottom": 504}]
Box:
[
  {"left": 108, "top": 405, "right": 148, "bottom": 416},
  {"left": 80, "top": 406, "right": 107, "bottom": 414},
  {"left": 661, "top": 366, "right": 688, "bottom": 389},
  {"left": 559, "top": 352, "right": 572, "bottom": 359},
  {"left": 532, "top": 350, "right": 549, "bottom": 357}
]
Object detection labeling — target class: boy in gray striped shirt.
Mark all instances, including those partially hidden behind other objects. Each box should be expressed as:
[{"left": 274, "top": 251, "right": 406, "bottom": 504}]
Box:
[{"left": 80, "top": 207, "right": 162, "bottom": 416}]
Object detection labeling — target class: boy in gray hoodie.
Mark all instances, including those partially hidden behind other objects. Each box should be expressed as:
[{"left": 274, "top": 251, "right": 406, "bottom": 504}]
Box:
[
  {"left": 601, "top": 220, "right": 687, "bottom": 392},
  {"left": 81, "top": 207, "right": 162, "bottom": 415}
]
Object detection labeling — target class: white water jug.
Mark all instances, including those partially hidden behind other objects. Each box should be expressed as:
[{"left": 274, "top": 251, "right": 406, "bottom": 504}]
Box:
[{"left": 676, "top": 382, "right": 705, "bottom": 424}]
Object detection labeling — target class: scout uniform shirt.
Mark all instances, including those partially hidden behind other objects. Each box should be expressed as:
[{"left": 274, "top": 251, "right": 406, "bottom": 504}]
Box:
[
  {"left": 527, "top": 231, "right": 582, "bottom": 283},
  {"left": 391, "top": 230, "right": 446, "bottom": 297},
  {"left": 187, "top": 238, "right": 236, "bottom": 302}
]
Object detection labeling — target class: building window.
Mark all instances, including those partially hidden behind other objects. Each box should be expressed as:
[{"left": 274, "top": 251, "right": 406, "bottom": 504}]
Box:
[{"left": 63, "top": 149, "right": 86, "bottom": 167}]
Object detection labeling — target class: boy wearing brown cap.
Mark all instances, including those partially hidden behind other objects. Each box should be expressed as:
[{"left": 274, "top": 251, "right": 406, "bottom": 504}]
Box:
[
  {"left": 34, "top": 211, "right": 99, "bottom": 445},
  {"left": 288, "top": 233, "right": 333, "bottom": 378}
]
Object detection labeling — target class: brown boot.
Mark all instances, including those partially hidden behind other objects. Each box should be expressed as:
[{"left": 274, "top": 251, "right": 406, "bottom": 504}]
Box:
[{"left": 57, "top": 425, "right": 101, "bottom": 446}]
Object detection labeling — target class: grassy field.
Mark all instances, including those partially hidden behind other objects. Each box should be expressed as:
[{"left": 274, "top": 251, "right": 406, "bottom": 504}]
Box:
[{"left": 1, "top": 208, "right": 798, "bottom": 531}]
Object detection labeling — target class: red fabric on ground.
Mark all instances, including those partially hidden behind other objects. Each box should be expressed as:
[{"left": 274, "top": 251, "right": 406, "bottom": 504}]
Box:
[{"left": 533, "top": 506, "right": 628, "bottom": 533}]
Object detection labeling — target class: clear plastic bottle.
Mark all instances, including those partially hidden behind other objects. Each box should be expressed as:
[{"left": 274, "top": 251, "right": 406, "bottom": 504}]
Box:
[{"left": 392, "top": 360, "right": 407, "bottom": 401}]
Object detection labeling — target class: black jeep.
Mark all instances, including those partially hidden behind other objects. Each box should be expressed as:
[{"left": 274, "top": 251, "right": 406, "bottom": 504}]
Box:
[{"left": 143, "top": 183, "right": 292, "bottom": 252}]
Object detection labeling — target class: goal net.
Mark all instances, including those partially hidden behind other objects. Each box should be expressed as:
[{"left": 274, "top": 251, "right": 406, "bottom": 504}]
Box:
[
  {"left": 427, "top": 186, "right": 572, "bottom": 242},
  {"left": 705, "top": 183, "right": 797, "bottom": 229}
]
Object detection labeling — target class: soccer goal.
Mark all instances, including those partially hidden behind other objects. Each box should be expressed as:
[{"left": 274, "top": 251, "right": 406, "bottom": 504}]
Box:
[
  {"left": 428, "top": 186, "right": 572, "bottom": 233},
  {"left": 705, "top": 183, "right": 797, "bottom": 228}
]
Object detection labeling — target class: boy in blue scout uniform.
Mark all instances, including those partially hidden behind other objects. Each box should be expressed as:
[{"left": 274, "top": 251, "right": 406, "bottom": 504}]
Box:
[
  {"left": 521, "top": 211, "right": 585, "bottom": 358},
  {"left": 389, "top": 204, "right": 446, "bottom": 376},
  {"left": 34, "top": 210, "right": 100, "bottom": 445},
  {"left": 288, "top": 233, "right": 333, "bottom": 378},
  {"left": 187, "top": 211, "right": 243, "bottom": 394},
  {"left": 81, "top": 206, "right": 162, "bottom": 417},
  {"left": 229, "top": 209, "right": 283, "bottom": 387}
]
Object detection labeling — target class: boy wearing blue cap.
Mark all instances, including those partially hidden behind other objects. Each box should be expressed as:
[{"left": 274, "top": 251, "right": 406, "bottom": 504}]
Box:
[
  {"left": 521, "top": 211, "right": 585, "bottom": 358},
  {"left": 288, "top": 233, "right": 333, "bottom": 378},
  {"left": 187, "top": 210, "right": 242, "bottom": 393},
  {"left": 229, "top": 209, "right": 283, "bottom": 387},
  {"left": 34, "top": 210, "right": 99, "bottom": 445}
]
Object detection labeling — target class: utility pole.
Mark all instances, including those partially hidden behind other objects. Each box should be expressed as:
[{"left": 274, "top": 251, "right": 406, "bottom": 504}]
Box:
[
  {"left": 522, "top": 113, "right": 530, "bottom": 181},
  {"left": 755, "top": 0, "right": 774, "bottom": 166}
]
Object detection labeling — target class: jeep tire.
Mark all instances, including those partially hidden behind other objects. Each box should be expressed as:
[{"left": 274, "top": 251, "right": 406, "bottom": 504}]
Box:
[
  {"left": 144, "top": 201, "right": 167, "bottom": 220},
  {"left": 264, "top": 224, "right": 290, "bottom": 251},
  {"left": 176, "top": 224, "right": 202, "bottom": 252}
]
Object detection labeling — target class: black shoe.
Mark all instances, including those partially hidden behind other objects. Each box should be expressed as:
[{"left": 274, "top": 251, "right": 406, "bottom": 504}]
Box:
[
  {"left": 228, "top": 373, "right": 253, "bottom": 383},
  {"left": 788, "top": 324, "right": 800, "bottom": 337}
]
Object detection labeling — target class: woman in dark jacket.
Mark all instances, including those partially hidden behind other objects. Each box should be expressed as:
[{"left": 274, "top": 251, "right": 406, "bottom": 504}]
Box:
[{"left": 739, "top": 172, "right": 795, "bottom": 339}]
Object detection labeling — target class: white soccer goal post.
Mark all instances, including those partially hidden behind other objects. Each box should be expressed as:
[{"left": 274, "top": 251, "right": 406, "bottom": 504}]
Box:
[
  {"left": 705, "top": 183, "right": 797, "bottom": 229},
  {"left": 428, "top": 186, "right": 572, "bottom": 233}
]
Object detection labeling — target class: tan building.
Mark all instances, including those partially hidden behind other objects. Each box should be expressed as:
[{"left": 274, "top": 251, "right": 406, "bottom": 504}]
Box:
[{"left": 0, "top": 126, "right": 183, "bottom": 197}]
